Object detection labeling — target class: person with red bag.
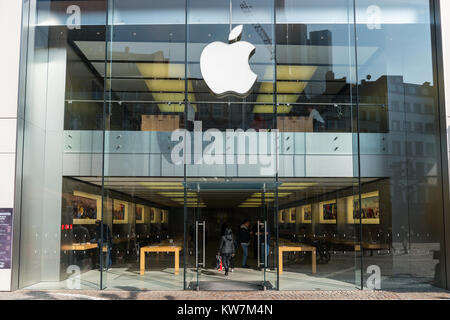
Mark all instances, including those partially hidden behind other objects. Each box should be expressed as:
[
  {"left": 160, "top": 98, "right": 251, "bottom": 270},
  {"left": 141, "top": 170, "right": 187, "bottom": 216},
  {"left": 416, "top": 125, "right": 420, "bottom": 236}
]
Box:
[{"left": 218, "top": 227, "right": 235, "bottom": 276}]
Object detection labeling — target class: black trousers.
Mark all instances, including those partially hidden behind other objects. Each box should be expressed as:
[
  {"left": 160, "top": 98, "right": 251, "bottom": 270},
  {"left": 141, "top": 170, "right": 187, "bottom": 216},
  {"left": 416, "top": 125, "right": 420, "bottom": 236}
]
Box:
[{"left": 221, "top": 254, "right": 232, "bottom": 272}]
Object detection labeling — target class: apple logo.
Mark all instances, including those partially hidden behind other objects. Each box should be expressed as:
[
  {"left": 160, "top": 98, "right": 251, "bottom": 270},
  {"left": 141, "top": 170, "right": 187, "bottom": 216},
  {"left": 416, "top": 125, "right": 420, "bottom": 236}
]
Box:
[{"left": 200, "top": 25, "right": 257, "bottom": 97}]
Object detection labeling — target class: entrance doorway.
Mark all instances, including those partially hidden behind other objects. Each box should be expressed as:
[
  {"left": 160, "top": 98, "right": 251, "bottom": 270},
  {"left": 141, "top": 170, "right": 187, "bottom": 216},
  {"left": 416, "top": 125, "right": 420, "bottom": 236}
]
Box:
[{"left": 185, "top": 181, "right": 278, "bottom": 291}]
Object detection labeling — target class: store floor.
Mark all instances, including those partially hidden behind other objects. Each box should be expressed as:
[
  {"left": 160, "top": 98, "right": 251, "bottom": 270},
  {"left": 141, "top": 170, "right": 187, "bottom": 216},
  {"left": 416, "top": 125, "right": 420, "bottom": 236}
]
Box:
[
  {"left": 23, "top": 268, "right": 356, "bottom": 291},
  {"left": 22, "top": 242, "right": 440, "bottom": 291}
]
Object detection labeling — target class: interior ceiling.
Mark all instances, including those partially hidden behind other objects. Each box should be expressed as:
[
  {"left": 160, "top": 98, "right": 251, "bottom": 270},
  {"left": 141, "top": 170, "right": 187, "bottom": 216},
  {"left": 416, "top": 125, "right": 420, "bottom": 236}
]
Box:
[
  {"left": 72, "top": 40, "right": 378, "bottom": 114},
  {"left": 75, "top": 177, "right": 379, "bottom": 209}
]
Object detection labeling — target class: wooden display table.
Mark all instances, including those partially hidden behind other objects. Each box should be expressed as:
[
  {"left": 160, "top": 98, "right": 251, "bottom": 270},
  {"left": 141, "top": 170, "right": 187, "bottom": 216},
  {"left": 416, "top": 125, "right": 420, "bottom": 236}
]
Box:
[
  {"left": 355, "top": 243, "right": 390, "bottom": 255},
  {"left": 278, "top": 245, "right": 316, "bottom": 275},
  {"left": 140, "top": 245, "right": 182, "bottom": 275},
  {"left": 61, "top": 243, "right": 98, "bottom": 251},
  {"left": 61, "top": 243, "right": 108, "bottom": 252}
]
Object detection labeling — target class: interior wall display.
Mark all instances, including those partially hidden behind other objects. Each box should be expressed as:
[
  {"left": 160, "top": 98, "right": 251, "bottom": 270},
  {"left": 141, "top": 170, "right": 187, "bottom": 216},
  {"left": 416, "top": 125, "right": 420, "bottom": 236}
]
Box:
[
  {"left": 278, "top": 209, "right": 285, "bottom": 223},
  {"left": 319, "top": 200, "right": 337, "bottom": 224},
  {"left": 135, "top": 204, "right": 145, "bottom": 224},
  {"left": 346, "top": 191, "right": 380, "bottom": 224},
  {"left": 150, "top": 208, "right": 157, "bottom": 223},
  {"left": 300, "top": 205, "right": 312, "bottom": 224},
  {"left": 72, "top": 191, "right": 102, "bottom": 224},
  {"left": 161, "top": 210, "right": 168, "bottom": 223},
  {"left": 113, "top": 200, "right": 129, "bottom": 224},
  {"left": 289, "top": 208, "right": 296, "bottom": 223}
]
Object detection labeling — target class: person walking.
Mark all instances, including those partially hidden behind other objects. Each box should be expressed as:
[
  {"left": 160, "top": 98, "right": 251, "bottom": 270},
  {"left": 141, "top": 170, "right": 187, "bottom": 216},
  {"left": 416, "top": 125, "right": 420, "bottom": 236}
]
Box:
[
  {"left": 218, "top": 227, "right": 235, "bottom": 276},
  {"left": 221, "top": 222, "right": 237, "bottom": 272},
  {"left": 239, "top": 219, "right": 252, "bottom": 268}
]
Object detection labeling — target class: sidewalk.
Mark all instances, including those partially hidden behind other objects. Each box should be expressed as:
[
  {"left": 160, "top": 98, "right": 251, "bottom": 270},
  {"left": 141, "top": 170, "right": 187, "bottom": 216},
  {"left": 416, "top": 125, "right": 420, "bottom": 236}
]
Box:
[{"left": 1, "top": 289, "right": 449, "bottom": 300}]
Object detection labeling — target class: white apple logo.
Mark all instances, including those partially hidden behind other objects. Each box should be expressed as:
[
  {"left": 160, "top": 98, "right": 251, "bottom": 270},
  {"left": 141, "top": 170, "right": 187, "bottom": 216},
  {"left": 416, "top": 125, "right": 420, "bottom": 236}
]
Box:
[{"left": 200, "top": 25, "right": 257, "bottom": 97}]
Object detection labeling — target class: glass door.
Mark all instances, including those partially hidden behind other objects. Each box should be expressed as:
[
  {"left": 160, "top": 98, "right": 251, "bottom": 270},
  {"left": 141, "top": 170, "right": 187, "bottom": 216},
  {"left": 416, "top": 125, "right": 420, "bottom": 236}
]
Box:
[
  {"left": 186, "top": 181, "right": 277, "bottom": 290},
  {"left": 262, "top": 183, "right": 278, "bottom": 290}
]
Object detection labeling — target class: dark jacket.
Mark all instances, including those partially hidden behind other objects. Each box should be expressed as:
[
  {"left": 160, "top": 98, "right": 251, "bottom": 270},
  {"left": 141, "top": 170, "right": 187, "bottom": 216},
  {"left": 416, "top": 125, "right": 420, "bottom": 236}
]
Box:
[
  {"left": 219, "top": 228, "right": 235, "bottom": 255},
  {"left": 238, "top": 224, "right": 251, "bottom": 244}
]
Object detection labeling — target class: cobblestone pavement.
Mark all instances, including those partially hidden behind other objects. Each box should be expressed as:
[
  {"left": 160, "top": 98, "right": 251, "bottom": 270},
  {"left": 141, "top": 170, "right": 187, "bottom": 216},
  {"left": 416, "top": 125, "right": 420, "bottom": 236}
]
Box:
[{"left": 0, "top": 289, "right": 450, "bottom": 300}]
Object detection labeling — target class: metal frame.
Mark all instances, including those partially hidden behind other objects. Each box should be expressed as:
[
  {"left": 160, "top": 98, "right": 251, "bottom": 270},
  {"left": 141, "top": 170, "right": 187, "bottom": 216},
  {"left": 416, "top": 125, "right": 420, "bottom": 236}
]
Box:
[{"left": 433, "top": 0, "right": 450, "bottom": 290}]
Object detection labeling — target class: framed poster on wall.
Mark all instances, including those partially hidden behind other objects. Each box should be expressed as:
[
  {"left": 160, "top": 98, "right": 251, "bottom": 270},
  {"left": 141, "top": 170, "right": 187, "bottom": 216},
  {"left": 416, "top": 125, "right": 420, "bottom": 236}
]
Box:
[
  {"left": 72, "top": 191, "right": 102, "bottom": 224},
  {"left": 300, "top": 205, "right": 312, "bottom": 224},
  {"left": 278, "top": 209, "right": 285, "bottom": 223},
  {"left": 289, "top": 208, "right": 296, "bottom": 223},
  {"left": 161, "top": 209, "right": 168, "bottom": 223},
  {"left": 113, "top": 200, "right": 129, "bottom": 224},
  {"left": 319, "top": 200, "right": 337, "bottom": 224},
  {"left": 135, "top": 204, "right": 145, "bottom": 224},
  {"left": 150, "top": 207, "right": 157, "bottom": 223},
  {"left": 347, "top": 191, "right": 380, "bottom": 224}
]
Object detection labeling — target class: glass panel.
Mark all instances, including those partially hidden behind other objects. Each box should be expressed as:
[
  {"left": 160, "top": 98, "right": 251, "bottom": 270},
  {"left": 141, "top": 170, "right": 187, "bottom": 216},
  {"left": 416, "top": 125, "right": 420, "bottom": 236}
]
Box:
[
  {"left": 185, "top": 0, "right": 277, "bottom": 290},
  {"left": 100, "top": 0, "right": 186, "bottom": 290},
  {"left": 264, "top": 183, "right": 279, "bottom": 289},
  {"left": 355, "top": 0, "right": 446, "bottom": 290},
  {"left": 18, "top": 0, "right": 107, "bottom": 290},
  {"left": 275, "top": 0, "right": 361, "bottom": 290}
]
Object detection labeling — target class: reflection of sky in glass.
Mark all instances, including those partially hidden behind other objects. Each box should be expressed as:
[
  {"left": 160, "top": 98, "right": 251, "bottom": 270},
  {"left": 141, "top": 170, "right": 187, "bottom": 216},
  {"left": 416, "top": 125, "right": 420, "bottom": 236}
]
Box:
[
  {"left": 36, "top": 0, "right": 434, "bottom": 85},
  {"left": 306, "top": 23, "right": 433, "bottom": 85},
  {"left": 356, "top": 24, "right": 433, "bottom": 85}
]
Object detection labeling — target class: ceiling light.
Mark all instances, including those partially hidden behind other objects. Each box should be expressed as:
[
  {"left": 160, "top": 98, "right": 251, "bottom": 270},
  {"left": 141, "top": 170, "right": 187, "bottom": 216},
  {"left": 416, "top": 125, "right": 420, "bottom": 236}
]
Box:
[{"left": 254, "top": 65, "right": 317, "bottom": 114}]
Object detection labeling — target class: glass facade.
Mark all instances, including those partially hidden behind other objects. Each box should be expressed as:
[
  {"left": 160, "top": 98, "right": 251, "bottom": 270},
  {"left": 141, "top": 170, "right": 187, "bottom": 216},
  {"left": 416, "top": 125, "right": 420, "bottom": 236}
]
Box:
[{"left": 16, "top": 0, "right": 447, "bottom": 291}]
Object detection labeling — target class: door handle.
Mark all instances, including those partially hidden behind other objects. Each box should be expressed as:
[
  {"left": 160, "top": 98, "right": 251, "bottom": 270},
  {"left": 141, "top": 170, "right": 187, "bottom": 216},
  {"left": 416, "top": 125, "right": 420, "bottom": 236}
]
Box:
[
  {"left": 195, "top": 221, "right": 199, "bottom": 268},
  {"left": 264, "top": 221, "right": 268, "bottom": 268},
  {"left": 202, "top": 221, "right": 206, "bottom": 269},
  {"left": 196, "top": 221, "right": 206, "bottom": 268},
  {"left": 257, "top": 220, "right": 260, "bottom": 267},
  {"left": 257, "top": 221, "right": 267, "bottom": 268},
  {"left": 257, "top": 220, "right": 266, "bottom": 268}
]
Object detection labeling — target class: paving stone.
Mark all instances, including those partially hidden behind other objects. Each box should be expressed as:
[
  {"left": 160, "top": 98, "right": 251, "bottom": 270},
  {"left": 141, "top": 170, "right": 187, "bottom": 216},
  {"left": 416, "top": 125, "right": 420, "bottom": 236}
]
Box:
[{"left": 0, "top": 289, "right": 449, "bottom": 300}]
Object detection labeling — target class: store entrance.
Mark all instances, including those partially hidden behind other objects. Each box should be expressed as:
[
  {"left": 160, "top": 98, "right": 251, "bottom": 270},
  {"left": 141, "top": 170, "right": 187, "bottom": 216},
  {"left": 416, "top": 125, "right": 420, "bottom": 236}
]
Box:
[{"left": 186, "top": 182, "right": 277, "bottom": 291}]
